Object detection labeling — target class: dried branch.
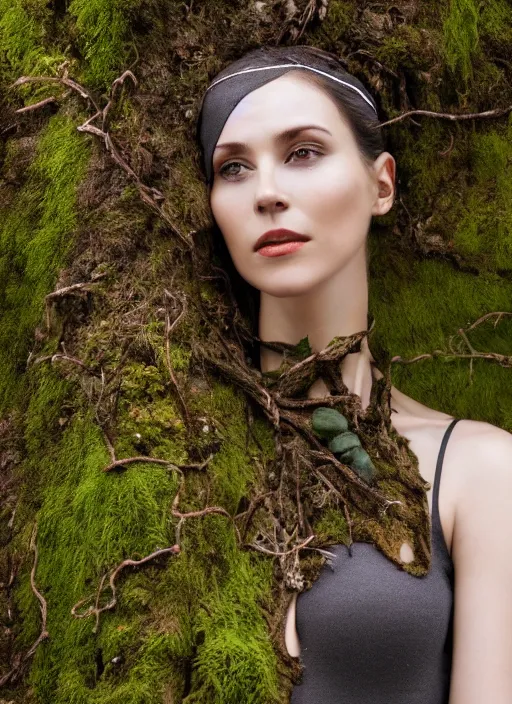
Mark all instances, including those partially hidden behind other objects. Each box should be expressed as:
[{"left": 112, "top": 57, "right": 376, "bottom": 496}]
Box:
[
  {"left": 439, "top": 132, "right": 455, "bottom": 157},
  {"left": 15, "top": 96, "right": 58, "bottom": 113},
  {"left": 163, "top": 289, "right": 190, "bottom": 425},
  {"left": 71, "top": 545, "right": 180, "bottom": 633},
  {"left": 379, "top": 103, "right": 512, "bottom": 128},
  {"left": 25, "top": 525, "right": 48, "bottom": 658},
  {"left": 43, "top": 273, "right": 107, "bottom": 330},
  {"left": 101, "top": 428, "right": 117, "bottom": 464},
  {"left": 103, "top": 455, "right": 178, "bottom": 472},
  {"left": 172, "top": 504, "right": 232, "bottom": 521},
  {"left": 248, "top": 534, "right": 315, "bottom": 557},
  {"left": 103, "top": 451, "right": 213, "bottom": 474},
  {"left": 274, "top": 393, "right": 352, "bottom": 409},
  {"left": 45, "top": 276, "right": 107, "bottom": 302},
  {"left": 234, "top": 490, "right": 274, "bottom": 540},
  {"left": 11, "top": 70, "right": 193, "bottom": 251},
  {"left": 466, "top": 311, "right": 512, "bottom": 331},
  {"left": 11, "top": 74, "right": 100, "bottom": 112},
  {"left": 0, "top": 524, "right": 48, "bottom": 687},
  {"left": 171, "top": 468, "right": 240, "bottom": 545},
  {"left": 30, "top": 353, "right": 101, "bottom": 377},
  {"left": 391, "top": 312, "right": 512, "bottom": 372}
]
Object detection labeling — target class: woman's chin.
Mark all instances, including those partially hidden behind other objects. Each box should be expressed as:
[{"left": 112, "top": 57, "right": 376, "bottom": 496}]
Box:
[{"left": 250, "top": 276, "right": 321, "bottom": 299}]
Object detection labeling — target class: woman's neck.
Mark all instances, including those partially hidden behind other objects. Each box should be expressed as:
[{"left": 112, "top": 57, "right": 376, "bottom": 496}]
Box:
[{"left": 258, "top": 255, "right": 375, "bottom": 409}]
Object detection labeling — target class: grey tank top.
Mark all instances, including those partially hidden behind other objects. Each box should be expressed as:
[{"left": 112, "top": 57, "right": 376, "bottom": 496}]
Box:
[{"left": 291, "top": 418, "right": 459, "bottom": 704}]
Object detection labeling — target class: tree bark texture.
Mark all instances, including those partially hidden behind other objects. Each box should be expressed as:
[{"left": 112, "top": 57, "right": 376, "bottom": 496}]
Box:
[{"left": 0, "top": 0, "right": 511, "bottom": 702}]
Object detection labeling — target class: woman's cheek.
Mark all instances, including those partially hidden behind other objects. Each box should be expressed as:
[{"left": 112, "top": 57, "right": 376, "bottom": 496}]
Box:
[{"left": 317, "top": 168, "right": 370, "bottom": 228}]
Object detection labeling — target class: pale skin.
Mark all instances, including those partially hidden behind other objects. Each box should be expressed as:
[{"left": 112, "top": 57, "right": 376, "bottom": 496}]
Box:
[{"left": 209, "top": 72, "right": 512, "bottom": 702}]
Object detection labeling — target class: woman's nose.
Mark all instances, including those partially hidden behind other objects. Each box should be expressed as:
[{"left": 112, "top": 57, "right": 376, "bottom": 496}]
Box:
[{"left": 254, "top": 168, "right": 289, "bottom": 214}]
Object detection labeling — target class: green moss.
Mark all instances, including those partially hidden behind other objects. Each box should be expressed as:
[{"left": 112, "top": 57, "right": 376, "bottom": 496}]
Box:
[
  {"left": 16, "top": 388, "right": 279, "bottom": 702},
  {"left": 16, "top": 415, "right": 182, "bottom": 701},
  {"left": 0, "top": 0, "right": 64, "bottom": 76},
  {"left": 313, "top": 508, "right": 349, "bottom": 545},
  {"left": 443, "top": 0, "right": 480, "bottom": 84},
  {"left": 249, "top": 417, "right": 277, "bottom": 460},
  {"left": 479, "top": 0, "right": 512, "bottom": 44},
  {"left": 452, "top": 121, "right": 512, "bottom": 269},
  {"left": 115, "top": 362, "right": 188, "bottom": 460},
  {"left": 313, "top": 0, "right": 355, "bottom": 39},
  {"left": 375, "top": 37, "right": 410, "bottom": 73},
  {"left": 390, "top": 119, "right": 465, "bottom": 217},
  {"left": 68, "top": 0, "right": 141, "bottom": 88},
  {"left": 0, "top": 115, "right": 89, "bottom": 411},
  {"left": 185, "top": 536, "right": 279, "bottom": 704},
  {"left": 11, "top": 358, "right": 278, "bottom": 703},
  {"left": 370, "top": 255, "right": 512, "bottom": 431},
  {"left": 184, "top": 381, "right": 261, "bottom": 511},
  {"left": 169, "top": 344, "right": 192, "bottom": 373}
]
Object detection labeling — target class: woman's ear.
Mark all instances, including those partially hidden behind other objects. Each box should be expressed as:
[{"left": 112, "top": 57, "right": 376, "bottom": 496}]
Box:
[{"left": 371, "top": 152, "right": 396, "bottom": 216}]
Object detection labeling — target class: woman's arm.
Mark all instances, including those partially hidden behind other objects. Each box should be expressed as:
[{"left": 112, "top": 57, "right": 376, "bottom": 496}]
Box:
[{"left": 449, "top": 422, "right": 512, "bottom": 704}]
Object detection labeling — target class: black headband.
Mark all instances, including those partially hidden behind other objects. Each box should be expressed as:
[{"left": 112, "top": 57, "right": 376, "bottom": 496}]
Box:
[{"left": 197, "top": 60, "right": 378, "bottom": 185}]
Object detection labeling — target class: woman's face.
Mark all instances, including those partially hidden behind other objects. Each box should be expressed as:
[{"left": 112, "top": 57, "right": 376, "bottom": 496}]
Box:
[{"left": 209, "top": 73, "right": 394, "bottom": 298}]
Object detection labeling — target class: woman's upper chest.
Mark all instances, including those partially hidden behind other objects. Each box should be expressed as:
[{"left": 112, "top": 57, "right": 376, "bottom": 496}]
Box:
[{"left": 391, "top": 408, "right": 460, "bottom": 555}]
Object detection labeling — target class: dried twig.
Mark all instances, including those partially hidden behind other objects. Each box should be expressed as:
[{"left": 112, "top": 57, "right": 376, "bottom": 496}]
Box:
[
  {"left": 274, "top": 393, "right": 351, "bottom": 409},
  {"left": 30, "top": 353, "right": 101, "bottom": 377},
  {"left": 101, "top": 428, "right": 117, "bottom": 464},
  {"left": 45, "top": 277, "right": 107, "bottom": 302},
  {"left": 10, "top": 70, "right": 193, "bottom": 251},
  {"left": 171, "top": 467, "right": 240, "bottom": 544},
  {"left": 15, "top": 96, "right": 58, "bottom": 113},
  {"left": 71, "top": 545, "right": 180, "bottom": 633},
  {"left": 163, "top": 289, "right": 190, "bottom": 425},
  {"left": 0, "top": 524, "right": 48, "bottom": 687},
  {"left": 234, "top": 490, "right": 274, "bottom": 540},
  {"left": 103, "top": 455, "right": 177, "bottom": 472},
  {"left": 11, "top": 74, "right": 100, "bottom": 112},
  {"left": 379, "top": 103, "right": 512, "bottom": 128},
  {"left": 466, "top": 311, "right": 512, "bottom": 331},
  {"left": 43, "top": 272, "right": 108, "bottom": 330},
  {"left": 248, "top": 534, "right": 315, "bottom": 557},
  {"left": 391, "top": 312, "right": 512, "bottom": 372},
  {"left": 26, "top": 525, "right": 48, "bottom": 657},
  {"left": 103, "top": 450, "right": 213, "bottom": 474},
  {"left": 439, "top": 132, "right": 455, "bottom": 157}
]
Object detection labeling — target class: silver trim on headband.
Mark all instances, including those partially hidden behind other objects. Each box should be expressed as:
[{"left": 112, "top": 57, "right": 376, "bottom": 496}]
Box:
[{"left": 205, "top": 63, "right": 378, "bottom": 114}]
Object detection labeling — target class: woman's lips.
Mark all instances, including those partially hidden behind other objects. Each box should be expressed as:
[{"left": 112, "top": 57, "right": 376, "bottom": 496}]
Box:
[{"left": 257, "top": 241, "right": 307, "bottom": 257}]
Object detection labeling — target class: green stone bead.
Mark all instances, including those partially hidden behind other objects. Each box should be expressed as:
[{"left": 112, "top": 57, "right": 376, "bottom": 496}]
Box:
[
  {"left": 343, "top": 447, "right": 377, "bottom": 483},
  {"left": 311, "top": 407, "right": 349, "bottom": 439},
  {"left": 328, "top": 431, "right": 361, "bottom": 455}
]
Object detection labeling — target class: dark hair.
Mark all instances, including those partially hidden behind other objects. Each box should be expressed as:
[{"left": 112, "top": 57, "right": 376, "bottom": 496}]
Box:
[
  {"left": 199, "top": 45, "right": 386, "bottom": 350},
  {"left": 240, "top": 45, "right": 384, "bottom": 163},
  {"left": 197, "top": 45, "right": 385, "bottom": 181}
]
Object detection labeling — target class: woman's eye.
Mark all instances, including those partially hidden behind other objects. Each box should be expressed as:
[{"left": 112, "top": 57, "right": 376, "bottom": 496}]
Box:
[
  {"left": 290, "top": 147, "right": 319, "bottom": 161},
  {"left": 219, "top": 161, "right": 245, "bottom": 178},
  {"left": 217, "top": 147, "right": 321, "bottom": 180}
]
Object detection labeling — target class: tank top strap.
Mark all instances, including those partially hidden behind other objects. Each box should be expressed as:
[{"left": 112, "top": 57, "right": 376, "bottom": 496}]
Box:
[{"left": 432, "top": 418, "right": 460, "bottom": 566}]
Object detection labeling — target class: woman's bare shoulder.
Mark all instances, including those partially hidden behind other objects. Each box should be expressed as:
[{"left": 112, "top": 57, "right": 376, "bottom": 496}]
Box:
[
  {"left": 445, "top": 418, "right": 512, "bottom": 482},
  {"left": 448, "top": 419, "right": 512, "bottom": 704},
  {"left": 387, "top": 384, "right": 511, "bottom": 489}
]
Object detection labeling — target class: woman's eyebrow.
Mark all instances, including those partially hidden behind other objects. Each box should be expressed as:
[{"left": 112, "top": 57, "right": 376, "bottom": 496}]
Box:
[{"left": 214, "top": 125, "right": 332, "bottom": 154}]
